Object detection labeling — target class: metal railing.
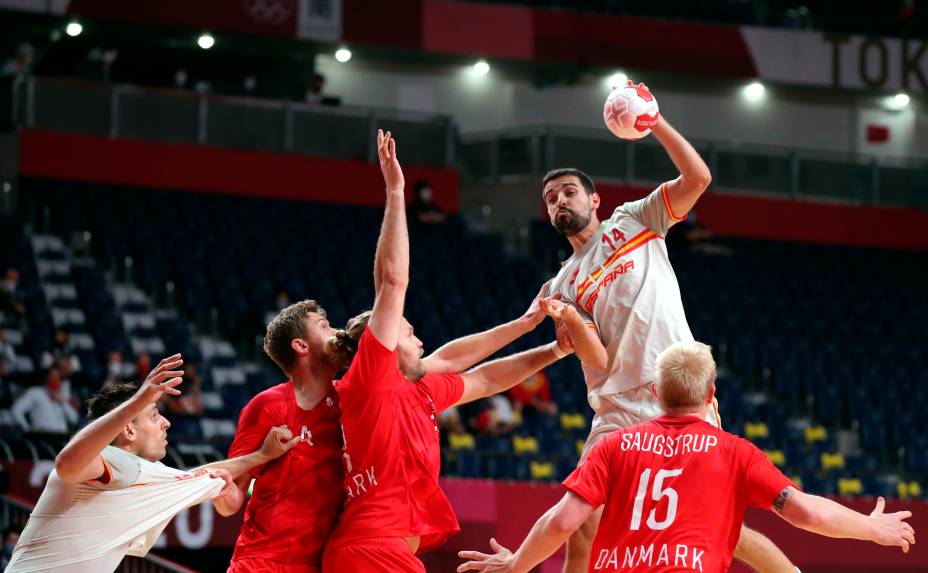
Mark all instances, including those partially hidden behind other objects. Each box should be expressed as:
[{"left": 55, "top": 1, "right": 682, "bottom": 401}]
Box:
[
  {"left": 8, "top": 76, "right": 456, "bottom": 168},
  {"left": 460, "top": 125, "right": 928, "bottom": 210}
]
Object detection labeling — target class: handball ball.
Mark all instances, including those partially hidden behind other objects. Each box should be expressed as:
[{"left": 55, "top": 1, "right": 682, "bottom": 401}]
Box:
[{"left": 603, "top": 81, "right": 659, "bottom": 140}]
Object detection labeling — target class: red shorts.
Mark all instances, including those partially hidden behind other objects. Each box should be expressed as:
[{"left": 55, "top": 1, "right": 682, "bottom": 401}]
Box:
[
  {"left": 322, "top": 537, "right": 425, "bottom": 573},
  {"left": 227, "top": 558, "right": 320, "bottom": 573}
]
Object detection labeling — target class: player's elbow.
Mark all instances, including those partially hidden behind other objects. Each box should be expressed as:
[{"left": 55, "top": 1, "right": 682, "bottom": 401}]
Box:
[
  {"left": 378, "top": 269, "right": 409, "bottom": 292},
  {"left": 689, "top": 168, "right": 712, "bottom": 194},
  {"left": 549, "top": 508, "right": 585, "bottom": 535},
  {"left": 54, "top": 456, "right": 81, "bottom": 484}
]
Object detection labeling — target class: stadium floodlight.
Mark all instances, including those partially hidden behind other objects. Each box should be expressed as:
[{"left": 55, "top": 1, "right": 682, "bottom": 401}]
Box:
[
  {"left": 197, "top": 33, "right": 215, "bottom": 50},
  {"left": 335, "top": 48, "right": 352, "bottom": 63},
  {"left": 607, "top": 72, "right": 628, "bottom": 89},
  {"left": 65, "top": 21, "right": 83, "bottom": 37},
  {"left": 473, "top": 60, "right": 490, "bottom": 76},
  {"left": 742, "top": 81, "right": 765, "bottom": 102}
]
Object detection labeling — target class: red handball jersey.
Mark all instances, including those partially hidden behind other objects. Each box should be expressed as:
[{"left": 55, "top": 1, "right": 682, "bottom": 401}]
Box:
[
  {"left": 227, "top": 381, "right": 345, "bottom": 571},
  {"left": 563, "top": 416, "right": 794, "bottom": 573},
  {"left": 328, "top": 327, "right": 464, "bottom": 553}
]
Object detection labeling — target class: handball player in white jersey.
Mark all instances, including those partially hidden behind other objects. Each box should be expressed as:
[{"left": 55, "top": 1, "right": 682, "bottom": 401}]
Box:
[
  {"left": 7, "top": 354, "right": 300, "bottom": 573},
  {"left": 538, "top": 108, "right": 797, "bottom": 573}
]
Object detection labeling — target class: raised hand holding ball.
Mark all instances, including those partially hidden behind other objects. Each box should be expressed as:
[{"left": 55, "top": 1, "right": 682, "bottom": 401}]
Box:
[{"left": 603, "top": 80, "right": 659, "bottom": 140}]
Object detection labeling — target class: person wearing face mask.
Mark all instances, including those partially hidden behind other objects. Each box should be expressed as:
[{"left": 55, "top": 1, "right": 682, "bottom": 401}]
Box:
[
  {"left": 6, "top": 354, "right": 300, "bottom": 573},
  {"left": 11, "top": 367, "right": 79, "bottom": 434},
  {"left": 0, "top": 267, "right": 26, "bottom": 321},
  {"left": 408, "top": 180, "right": 447, "bottom": 226},
  {"left": 105, "top": 351, "right": 127, "bottom": 385}
]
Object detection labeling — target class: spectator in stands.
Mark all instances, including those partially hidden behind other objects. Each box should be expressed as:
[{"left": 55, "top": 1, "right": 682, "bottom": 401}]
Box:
[
  {"left": 0, "top": 329, "right": 15, "bottom": 371},
  {"left": 79, "top": 47, "right": 119, "bottom": 82},
  {"left": 163, "top": 362, "right": 204, "bottom": 417},
  {"left": 135, "top": 352, "right": 151, "bottom": 378},
  {"left": 1, "top": 527, "right": 20, "bottom": 570},
  {"left": 243, "top": 73, "right": 258, "bottom": 95},
  {"left": 6, "top": 355, "right": 301, "bottom": 572},
  {"left": 305, "top": 72, "right": 340, "bottom": 105},
  {"left": 665, "top": 210, "right": 734, "bottom": 256},
  {"left": 173, "top": 67, "right": 189, "bottom": 89},
  {"left": 471, "top": 395, "right": 519, "bottom": 437},
  {"left": 0, "top": 267, "right": 26, "bottom": 321},
  {"left": 11, "top": 366, "right": 79, "bottom": 433},
  {"left": 265, "top": 290, "right": 293, "bottom": 325},
  {"left": 408, "top": 180, "right": 447, "bottom": 226},
  {"left": 105, "top": 351, "right": 126, "bottom": 385},
  {"left": 437, "top": 405, "right": 466, "bottom": 435},
  {"left": 0, "top": 43, "right": 33, "bottom": 78},
  {"left": 509, "top": 369, "right": 558, "bottom": 417},
  {"left": 41, "top": 329, "right": 81, "bottom": 374}
]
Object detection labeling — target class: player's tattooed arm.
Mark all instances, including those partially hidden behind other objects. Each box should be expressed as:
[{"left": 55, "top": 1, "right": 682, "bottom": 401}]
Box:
[{"left": 772, "top": 486, "right": 793, "bottom": 514}]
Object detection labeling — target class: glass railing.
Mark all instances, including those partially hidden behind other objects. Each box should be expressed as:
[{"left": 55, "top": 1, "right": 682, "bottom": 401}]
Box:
[
  {"left": 10, "top": 76, "right": 456, "bottom": 167},
  {"left": 5, "top": 77, "right": 927, "bottom": 209},
  {"left": 460, "top": 126, "right": 928, "bottom": 210}
]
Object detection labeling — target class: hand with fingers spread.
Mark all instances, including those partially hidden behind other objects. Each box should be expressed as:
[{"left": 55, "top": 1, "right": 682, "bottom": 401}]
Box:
[
  {"left": 377, "top": 128, "right": 405, "bottom": 193},
  {"left": 457, "top": 538, "right": 515, "bottom": 573},
  {"left": 135, "top": 353, "right": 185, "bottom": 404},
  {"left": 259, "top": 425, "right": 303, "bottom": 462},
  {"left": 869, "top": 496, "right": 917, "bottom": 553}
]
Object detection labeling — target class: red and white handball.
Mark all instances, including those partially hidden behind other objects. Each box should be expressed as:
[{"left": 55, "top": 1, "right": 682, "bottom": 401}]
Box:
[{"left": 603, "top": 81, "right": 660, "bottom": 140}]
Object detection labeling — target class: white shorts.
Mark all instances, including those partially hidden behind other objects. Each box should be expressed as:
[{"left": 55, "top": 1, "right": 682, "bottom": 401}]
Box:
[{"left": 579, "top": 383, "right": 721, "bottom": 462}]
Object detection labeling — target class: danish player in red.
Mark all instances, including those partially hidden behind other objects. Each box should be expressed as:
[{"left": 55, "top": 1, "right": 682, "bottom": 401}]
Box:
[
  {"left": 321, "top": 130, "right": 575, "bottom": 573},
  {"left": 220, "top": 299, "right": 345, "bottom": 573},
  {"left": 459, "top": 341, "right": 915, "bottom": 573}
]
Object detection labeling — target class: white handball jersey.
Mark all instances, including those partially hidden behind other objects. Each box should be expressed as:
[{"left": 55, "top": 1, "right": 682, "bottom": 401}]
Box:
[
  {"left": 547, "top": 184, "right": 693, "bottom": 399},
  {"left": 7, "top": 445, "right": 224, "bottom": 573}
]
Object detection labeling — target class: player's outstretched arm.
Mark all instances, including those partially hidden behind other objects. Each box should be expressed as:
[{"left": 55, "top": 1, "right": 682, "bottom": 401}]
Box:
[
  {"left": 204, "top": 426, "right": 301, "bottom": 516},
  {"left": 650, "top": 116, "right": 711, "bottom": 219},
  {"left": 55, "top": 354, "right": 185, "bottom": 484},
  {"left": 538, "top": 298, "right": 607, "bottom": 370},
  {"left": 774, "top": 487, "right": 916, "bottom": 553},
  {"left": 195, "top": 425, "right": 301, "bottom": 480},
  {"left": 457, "top": 492, "right": 594, "bottom": 573},
  {"left": 368, "top": 129, "right": 408, "bottom": 350},
  {"left": 455, "top": 332, "right": 571, "bottom": 406},
  {"left": 423, "top": 284, "right": 547, "bottom": 374}
]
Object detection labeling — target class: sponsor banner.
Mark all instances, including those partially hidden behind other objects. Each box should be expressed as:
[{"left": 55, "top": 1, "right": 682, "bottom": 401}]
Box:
[
  {"left": 297, "top": 0, "right": 341, "bottom": 41},
  {"left": 743, "top": 26, "right": 928, "bottom": 94},
  {"left": 0, "top": 0, "right": 69, "bottom": 14}
]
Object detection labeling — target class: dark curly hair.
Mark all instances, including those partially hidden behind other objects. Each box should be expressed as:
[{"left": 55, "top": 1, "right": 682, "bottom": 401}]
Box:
[{"left": 86, "top": 381, "right": 141, "bottom": 421}]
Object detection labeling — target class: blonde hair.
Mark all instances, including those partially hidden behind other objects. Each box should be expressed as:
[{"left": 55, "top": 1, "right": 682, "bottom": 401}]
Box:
[{"left": 655, "top": 341, "right": 716, "bottom": 412}]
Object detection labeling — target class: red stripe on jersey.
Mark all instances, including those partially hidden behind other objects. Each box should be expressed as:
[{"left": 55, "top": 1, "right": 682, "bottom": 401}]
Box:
[{"left": 661, "top": 183, "right": 687, "bottom": 222}]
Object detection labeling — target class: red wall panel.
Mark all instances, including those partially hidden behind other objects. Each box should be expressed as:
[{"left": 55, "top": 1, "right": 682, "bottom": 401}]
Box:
[
  {"left": 18, "top": 129, "right": 460, "bottom": 212},
  {"left": 422, "top": 1, "right": 534, "bottom": 59},
  {"left": 591, "top": 183, "right": 928, "bottom": 251}
]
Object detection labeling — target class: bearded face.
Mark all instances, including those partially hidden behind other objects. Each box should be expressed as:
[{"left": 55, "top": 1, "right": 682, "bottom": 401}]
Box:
[{"left": 544, "top": 176, "right": 597, "bottom": 237}]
